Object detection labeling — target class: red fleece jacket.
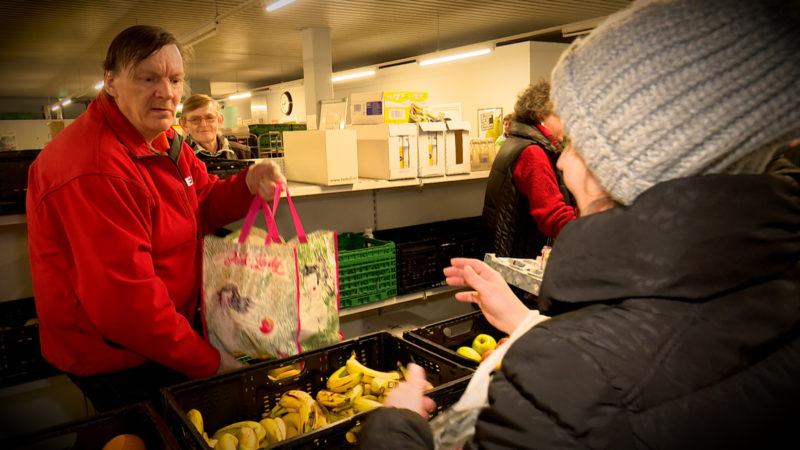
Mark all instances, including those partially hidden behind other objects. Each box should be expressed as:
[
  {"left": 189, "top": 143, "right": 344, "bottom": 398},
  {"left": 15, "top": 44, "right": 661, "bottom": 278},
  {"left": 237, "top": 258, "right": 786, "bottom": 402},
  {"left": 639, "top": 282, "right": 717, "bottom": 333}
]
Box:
[
  {"left": 512, "top": 125, "right": 576, "bottom": 238},
  {"left": 26, "top": 93, "right": 253, "bottom": 378}
]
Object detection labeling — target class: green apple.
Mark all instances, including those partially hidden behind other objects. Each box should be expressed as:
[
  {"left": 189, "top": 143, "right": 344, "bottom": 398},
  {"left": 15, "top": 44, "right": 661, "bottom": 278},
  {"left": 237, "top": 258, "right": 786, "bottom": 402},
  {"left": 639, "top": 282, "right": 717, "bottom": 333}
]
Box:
[
  {"left": 472, "top": 334, "right": 497, "bottom": 356},
  {"left": 456, "top": 346, "right": 482, "bottom": 362}
]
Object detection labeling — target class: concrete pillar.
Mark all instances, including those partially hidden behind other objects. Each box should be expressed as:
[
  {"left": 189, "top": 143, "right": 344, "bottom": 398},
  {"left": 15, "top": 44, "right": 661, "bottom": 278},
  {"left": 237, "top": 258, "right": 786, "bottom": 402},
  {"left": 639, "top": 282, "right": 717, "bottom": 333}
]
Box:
[{"left": 301, "top": 27, "right": 333, "bottom": 129}]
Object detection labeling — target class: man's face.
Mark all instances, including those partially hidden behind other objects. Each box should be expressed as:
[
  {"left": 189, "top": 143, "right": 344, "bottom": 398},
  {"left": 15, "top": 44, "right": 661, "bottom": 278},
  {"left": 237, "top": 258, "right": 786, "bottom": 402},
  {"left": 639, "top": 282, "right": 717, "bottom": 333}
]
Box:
[
  {"left": 180, "top": 102, "right": 222, "bottom": 146},
  {"left": 104, "top": 44, "right": 184, "bottom": 142}
]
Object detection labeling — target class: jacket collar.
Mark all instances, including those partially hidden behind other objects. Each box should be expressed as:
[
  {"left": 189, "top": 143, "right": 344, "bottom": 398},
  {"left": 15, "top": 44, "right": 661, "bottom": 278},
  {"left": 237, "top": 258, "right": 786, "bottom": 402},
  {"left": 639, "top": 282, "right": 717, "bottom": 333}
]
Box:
[
  {"left": 95, "top": 92, "right": 177, "bottom": 158},
  {"left": 508, "top": 121, "right": 560, "bottom": 153}
]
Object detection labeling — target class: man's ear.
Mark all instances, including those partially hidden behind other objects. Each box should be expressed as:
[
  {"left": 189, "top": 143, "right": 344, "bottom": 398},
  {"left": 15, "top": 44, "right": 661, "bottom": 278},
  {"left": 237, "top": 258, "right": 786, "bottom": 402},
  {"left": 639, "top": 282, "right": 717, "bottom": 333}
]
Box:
[
  {"left": 103, "top": 71, "right": 116, "bottom": 97},
  {"left": 217, "top": 113, "right": 224, "bottom": 126}
]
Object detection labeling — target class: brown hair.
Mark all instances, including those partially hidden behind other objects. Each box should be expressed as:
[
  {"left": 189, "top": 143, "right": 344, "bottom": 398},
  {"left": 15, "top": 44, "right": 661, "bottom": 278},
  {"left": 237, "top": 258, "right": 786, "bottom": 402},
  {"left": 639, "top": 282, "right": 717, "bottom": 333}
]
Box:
[
  {"left": 102, "top": 25, "right": 185, "bottom": 73},
  {"left": 181, "top": 94, "right": 219, "bottom": 117},
  {"left": 512, "top": 80, "right": 553, "bottom": 126}
]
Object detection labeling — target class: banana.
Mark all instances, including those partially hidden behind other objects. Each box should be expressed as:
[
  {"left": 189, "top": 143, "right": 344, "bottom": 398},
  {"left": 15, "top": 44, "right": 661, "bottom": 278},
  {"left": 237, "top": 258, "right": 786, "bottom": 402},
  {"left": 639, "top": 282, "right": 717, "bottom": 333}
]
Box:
[
  {"left": 212, "top": 421, "right": 266, "bottom": 443},
  {"left": 186, "top": 408, "right": 204, "bottom": 435},
  {"left": 361, "top": 394, "right": 380, "bottom": 402},
  {"left": 207, "top": 437, "right": 218, "bottom": 448},
  {"left": 267, "top": 365, "right": 297, "bottom": 378},
  {"left": 346, "top": 383, "right": 364, "bottom": 403},
  {"left": 328, "top": 407, "right": 355, "bottom": 422},
  {"left": 397, "top": 362, "right": 408, "bottom": 380},
  {"left": 345, "top": 352, "right": 401, "bottom": 381},
  {"left": 273, "top": 416, "right": 287, "bottom": 441},
  {"left": 236, "top": 426, "right": 258, "bottom": 450},
  {"left": 279, "top": 390, "right": 314, "bottom": 430},
  {"left": 259, "top": 418, "right": 283, "bottom": 445},
  {"left": 370, "top": 376, "right": 398, "bottom": 395},
  {"left": 311, "top": 401, "right": 328, "bottom": 430},
  {"left": 316, "top": 389, "right": 350, "bottom": 408},
  {"left": 326, "top": 366, "right": 364, "bottom": 392},
  {"left": 281, "top": 412, "right": 302, "bottom": 433},
  {"left": 216, "top": 433, "right": 238, "bottom": 450},
  {"left": 269, "top": 368, "right": 301, "bottom": 381},
  {"left": 268, "top": 404, "right": 289, "bottom": 418},
  {"left": 284, "top": 423, "right": 299, "bottom": 440},
  {"left": 353, "top": 396, "right": 383, "bottom": 413},
  {"left": 345, "top": 424, "right": 363, "bottom": 444}
]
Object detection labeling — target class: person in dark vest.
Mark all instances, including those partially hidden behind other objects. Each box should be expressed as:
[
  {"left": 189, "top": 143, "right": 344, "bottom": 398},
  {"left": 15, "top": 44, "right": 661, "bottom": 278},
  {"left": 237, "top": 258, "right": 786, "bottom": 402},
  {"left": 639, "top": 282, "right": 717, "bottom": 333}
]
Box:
[{"left": 480, "top": 80, "right": 576, "bottom": 260}]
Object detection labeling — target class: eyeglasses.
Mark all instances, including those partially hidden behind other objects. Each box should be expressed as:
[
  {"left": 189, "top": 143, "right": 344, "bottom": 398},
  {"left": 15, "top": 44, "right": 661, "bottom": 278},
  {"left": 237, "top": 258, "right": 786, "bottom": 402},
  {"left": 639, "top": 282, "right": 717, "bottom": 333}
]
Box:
[{"left": 185, "top": 114, "right": 217, "bottom": 125}]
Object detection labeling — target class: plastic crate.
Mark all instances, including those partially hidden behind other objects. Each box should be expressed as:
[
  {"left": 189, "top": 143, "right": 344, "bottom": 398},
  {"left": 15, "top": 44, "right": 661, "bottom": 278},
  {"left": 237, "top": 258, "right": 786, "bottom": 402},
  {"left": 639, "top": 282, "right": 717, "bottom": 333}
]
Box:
[
  {"left": 373, "top": 217, "right": 482, "bottom": 295},
  {"left": 337, "top": 233, "right": 397, "bottom": 308},
  {"left": 0, "top": 297, "right": 60, "bottom": 388},
  {"left": 403, "top": 310, "right": 506, "bottom": 368},
  {"left": 162, "top": 331, "right": 473, "bottom": 449},
  {"left": 0, "top": 149, "right": 40, "bottom": 214},
  {"left": 202, "top": 158, "right": 255, "bottom": 179},
  {"left": 0, "top": 402, "right": 181, "bottom": 449}
]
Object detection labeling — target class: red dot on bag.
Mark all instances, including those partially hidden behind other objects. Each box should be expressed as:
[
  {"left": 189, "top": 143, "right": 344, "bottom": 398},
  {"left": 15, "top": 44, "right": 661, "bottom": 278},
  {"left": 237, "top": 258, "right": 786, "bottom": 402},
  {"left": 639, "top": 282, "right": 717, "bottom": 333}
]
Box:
[{"left": 260, "top": 318, "right": 274, "bottom": 334}]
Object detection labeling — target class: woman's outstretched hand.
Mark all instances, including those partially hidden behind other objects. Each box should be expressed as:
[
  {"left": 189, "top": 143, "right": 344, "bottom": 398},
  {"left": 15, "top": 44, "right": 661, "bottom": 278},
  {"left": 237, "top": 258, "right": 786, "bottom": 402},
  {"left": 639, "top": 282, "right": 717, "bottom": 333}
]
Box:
[{"left": 444, "top": 257, "right": 530, "bottom": 335}]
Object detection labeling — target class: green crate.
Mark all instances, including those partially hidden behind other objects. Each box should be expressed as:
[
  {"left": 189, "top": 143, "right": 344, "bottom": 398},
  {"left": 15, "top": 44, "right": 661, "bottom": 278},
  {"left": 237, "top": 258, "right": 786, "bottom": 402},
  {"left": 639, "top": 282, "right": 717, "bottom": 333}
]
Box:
[
  {"left": 248, "top": 123, "right": 296, "bottom": 135},
  {"left": 337, "top": 233, "right": 396, "bottom": 308}
]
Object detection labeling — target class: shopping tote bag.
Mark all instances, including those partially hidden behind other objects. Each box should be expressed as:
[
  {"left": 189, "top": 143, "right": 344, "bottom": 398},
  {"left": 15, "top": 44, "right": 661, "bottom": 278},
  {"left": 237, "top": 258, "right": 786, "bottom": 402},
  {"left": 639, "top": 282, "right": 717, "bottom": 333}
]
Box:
[{"left": 202, "top": 183, "right": 340, "bottom": 359}]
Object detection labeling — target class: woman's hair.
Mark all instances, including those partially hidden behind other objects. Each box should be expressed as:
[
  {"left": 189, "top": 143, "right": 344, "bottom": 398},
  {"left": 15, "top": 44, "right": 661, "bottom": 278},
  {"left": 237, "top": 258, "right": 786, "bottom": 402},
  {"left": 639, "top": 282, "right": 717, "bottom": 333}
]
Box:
[
  {"left": 102, "top": 25, "right": 185, "bottom": 73},
  {"left": 512, "top": 80, "right": 554, "bottom": 126},
  {"left": 182, "top": 94, "right": 219, "bottom": 116}
]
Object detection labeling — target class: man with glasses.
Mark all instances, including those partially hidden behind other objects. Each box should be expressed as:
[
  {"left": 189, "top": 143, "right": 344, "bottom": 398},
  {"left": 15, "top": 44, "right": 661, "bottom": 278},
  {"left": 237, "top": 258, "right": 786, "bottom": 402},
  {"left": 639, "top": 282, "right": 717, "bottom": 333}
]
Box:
[{"left": 179, "top": 93, "right": 251, "bottom": 160}]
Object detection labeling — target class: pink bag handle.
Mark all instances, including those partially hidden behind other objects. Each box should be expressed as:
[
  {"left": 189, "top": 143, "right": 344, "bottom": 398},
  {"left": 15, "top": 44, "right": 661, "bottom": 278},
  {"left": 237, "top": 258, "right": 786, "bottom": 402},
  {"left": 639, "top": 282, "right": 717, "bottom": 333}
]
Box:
[{"left": 237, "top": 182, "right": 307, "bottom": 245}]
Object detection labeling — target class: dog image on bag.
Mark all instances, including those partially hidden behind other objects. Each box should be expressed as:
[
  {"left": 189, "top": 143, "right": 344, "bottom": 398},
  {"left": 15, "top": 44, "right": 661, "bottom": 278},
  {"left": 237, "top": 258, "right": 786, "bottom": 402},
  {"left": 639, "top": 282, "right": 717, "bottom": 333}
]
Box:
[{"left": 218, "top": 283, "right": 251, "bottom": 313}]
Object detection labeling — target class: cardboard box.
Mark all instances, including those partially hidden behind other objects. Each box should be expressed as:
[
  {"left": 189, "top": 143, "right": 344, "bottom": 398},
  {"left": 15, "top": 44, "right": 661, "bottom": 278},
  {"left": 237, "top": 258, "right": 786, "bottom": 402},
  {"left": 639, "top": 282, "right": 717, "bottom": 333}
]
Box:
[
  {"left": 416, "top": 122, "right": 447, "bottom": 177},
  {"left": 444, "top": 120, "right": 472, "bottom": 175},
  {"left": 353, "top": 123, "right": 418, "bottom": 180},
  {"left": 350, "top": 92, "right": 384, "bottom": 125},
  {"left": 384, "top": 91, "right": 428, "bottom": 123},
  {"left": 283, "top": 129, "right": 358, "bottom": 185}
]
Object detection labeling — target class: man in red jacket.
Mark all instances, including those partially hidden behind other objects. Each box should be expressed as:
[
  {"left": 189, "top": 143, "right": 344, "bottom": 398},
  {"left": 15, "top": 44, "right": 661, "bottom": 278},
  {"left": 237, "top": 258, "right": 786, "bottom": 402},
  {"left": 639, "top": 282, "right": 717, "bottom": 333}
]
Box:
[{"left": 26, "top": 25, "right": 285, "bottom": 412}]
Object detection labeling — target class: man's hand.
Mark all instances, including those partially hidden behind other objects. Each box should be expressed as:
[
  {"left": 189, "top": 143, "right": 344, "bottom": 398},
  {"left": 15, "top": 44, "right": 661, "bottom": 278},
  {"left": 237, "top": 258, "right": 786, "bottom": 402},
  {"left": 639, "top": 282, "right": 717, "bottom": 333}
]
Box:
[
  {"left": 444, "top": 258, "right": 530, "bottom": 335},
  {"left": 216, "top": 349, "right": 246, "bottom": 375},
  {"left": 383, "top": 363, "right": 436, "bottom": 419},
  {"left": 245, "top": 160, "right": 286, "bottom": 201}
]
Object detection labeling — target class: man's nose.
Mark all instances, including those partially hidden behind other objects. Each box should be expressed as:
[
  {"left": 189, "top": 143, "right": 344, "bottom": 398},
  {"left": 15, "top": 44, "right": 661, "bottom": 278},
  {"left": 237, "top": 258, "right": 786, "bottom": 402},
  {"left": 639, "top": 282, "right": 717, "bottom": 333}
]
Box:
[{"left": 154, "top": 78, "right": 171, "bottom": 98}]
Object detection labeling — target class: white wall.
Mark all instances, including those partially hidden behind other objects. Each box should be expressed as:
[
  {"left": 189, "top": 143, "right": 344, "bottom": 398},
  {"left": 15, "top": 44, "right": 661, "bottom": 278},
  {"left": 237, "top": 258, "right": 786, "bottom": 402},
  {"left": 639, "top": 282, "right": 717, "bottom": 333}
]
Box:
[{"left": 0, "top": 119, "right": 75, "bottom": 150}]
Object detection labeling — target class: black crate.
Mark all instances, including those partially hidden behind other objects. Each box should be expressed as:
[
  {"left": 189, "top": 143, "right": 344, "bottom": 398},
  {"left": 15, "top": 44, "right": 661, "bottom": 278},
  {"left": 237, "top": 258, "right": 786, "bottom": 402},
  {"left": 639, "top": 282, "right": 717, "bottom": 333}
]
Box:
[
  {"left": 162, "top": 331, "right": 474, "bottom": 449},
  {"left": 0, "top": 401, "right": 181, "bottom": 449},
  {"left": 0, "top": 297, "right": 60, "bottom": 387},
  {"left": 202, "top": 158, "right": 255, "bottom": 179},
  {"left": 404, "top": 311, "right": 506, "bottom": 368},
  {"left": 0, "top": 149, "right": 40, "bottom": 215},
  {"left": 373, "top": 216, "right": 482, "bottom": 295}
]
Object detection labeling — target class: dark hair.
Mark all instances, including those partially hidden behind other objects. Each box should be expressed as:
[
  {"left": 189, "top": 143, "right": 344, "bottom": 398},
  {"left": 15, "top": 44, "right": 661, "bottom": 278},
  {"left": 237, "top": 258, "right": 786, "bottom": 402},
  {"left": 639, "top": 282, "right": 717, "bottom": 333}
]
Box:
[
  {"left": 102, "top": 25, "right": 184, "bottom": 73},
  {"left": 512, "top": 79, "right": 553, "bottom": 126}
]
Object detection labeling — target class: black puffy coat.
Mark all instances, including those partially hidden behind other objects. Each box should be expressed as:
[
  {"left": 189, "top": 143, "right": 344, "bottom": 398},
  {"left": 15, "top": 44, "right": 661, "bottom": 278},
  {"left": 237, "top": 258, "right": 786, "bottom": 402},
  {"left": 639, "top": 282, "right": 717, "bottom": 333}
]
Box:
[
  {"left": 480, "top": 121, "right": 569, "bottom": 258},
  {"left": 360, "top": 173, "right": 800, "bottom": 449}
]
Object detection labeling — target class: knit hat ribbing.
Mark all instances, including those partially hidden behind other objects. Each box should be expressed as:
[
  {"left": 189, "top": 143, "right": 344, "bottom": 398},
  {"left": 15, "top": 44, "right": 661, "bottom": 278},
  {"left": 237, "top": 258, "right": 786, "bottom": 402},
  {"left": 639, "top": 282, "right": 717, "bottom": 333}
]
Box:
[{"left": 550, "top": 0, "right": 800, "bottom": 205}]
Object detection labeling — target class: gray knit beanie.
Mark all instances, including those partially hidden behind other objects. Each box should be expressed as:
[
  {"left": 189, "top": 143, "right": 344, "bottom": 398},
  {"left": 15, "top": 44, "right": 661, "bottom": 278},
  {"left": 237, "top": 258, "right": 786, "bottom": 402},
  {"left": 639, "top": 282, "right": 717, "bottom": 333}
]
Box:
[{"left": 551, "top": 0, "right": 800, "bottom": 205}]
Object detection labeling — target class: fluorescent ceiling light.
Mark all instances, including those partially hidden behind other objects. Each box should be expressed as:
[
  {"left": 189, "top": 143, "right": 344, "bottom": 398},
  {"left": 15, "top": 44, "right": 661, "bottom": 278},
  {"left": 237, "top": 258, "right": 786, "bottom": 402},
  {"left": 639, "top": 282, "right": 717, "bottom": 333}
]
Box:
[
  {"left": 251, "top": 105, "right": 267, "bottom": 110},
  {"left": 229, "top": 92, "right": 252, "bottom": 100},
  {"left": 51, "top": 105, "right": 61, "bottom": 111},
  {"left": 94, "top": 81, "right": 104, "bottom": 90},
  {"left": 177, "top": 104, "right": 183, "bottom": 111},
  {"left": 61, "top": 99, "right": 72, "bottom": 107},
  {"left": 181, "top": 21, "right": 219, "bottom": 46},
  {"left": 331, "top": 70, "right": 376, "bottom": 83},
  {"left": 266, "top": 0, "right": 296, "bottom": 12},
  {"left": 419, "top": 48, "right": 492, "bottom": 66}
]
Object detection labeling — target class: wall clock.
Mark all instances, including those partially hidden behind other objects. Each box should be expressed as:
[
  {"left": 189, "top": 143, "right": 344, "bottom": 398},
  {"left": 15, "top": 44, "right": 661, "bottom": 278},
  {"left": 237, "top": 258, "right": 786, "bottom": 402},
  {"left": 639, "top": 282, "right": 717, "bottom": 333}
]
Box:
[{"left": 280, "top": 91, "right": 293, "bottom": 115}]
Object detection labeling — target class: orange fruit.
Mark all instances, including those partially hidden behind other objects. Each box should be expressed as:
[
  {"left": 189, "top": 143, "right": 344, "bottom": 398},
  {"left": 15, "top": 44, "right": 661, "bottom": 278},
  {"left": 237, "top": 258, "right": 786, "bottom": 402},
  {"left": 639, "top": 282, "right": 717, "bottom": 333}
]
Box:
[{"left": 102, "top": 434, "right": 147, "bottom": 450}]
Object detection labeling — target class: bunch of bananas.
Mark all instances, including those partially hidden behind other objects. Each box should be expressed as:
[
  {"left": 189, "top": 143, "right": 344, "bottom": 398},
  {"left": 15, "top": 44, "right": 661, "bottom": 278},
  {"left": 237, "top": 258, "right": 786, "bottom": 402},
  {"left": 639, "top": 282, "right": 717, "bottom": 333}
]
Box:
[{"left": 184, "top": 352, "right": 415, "bottom": 448}]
